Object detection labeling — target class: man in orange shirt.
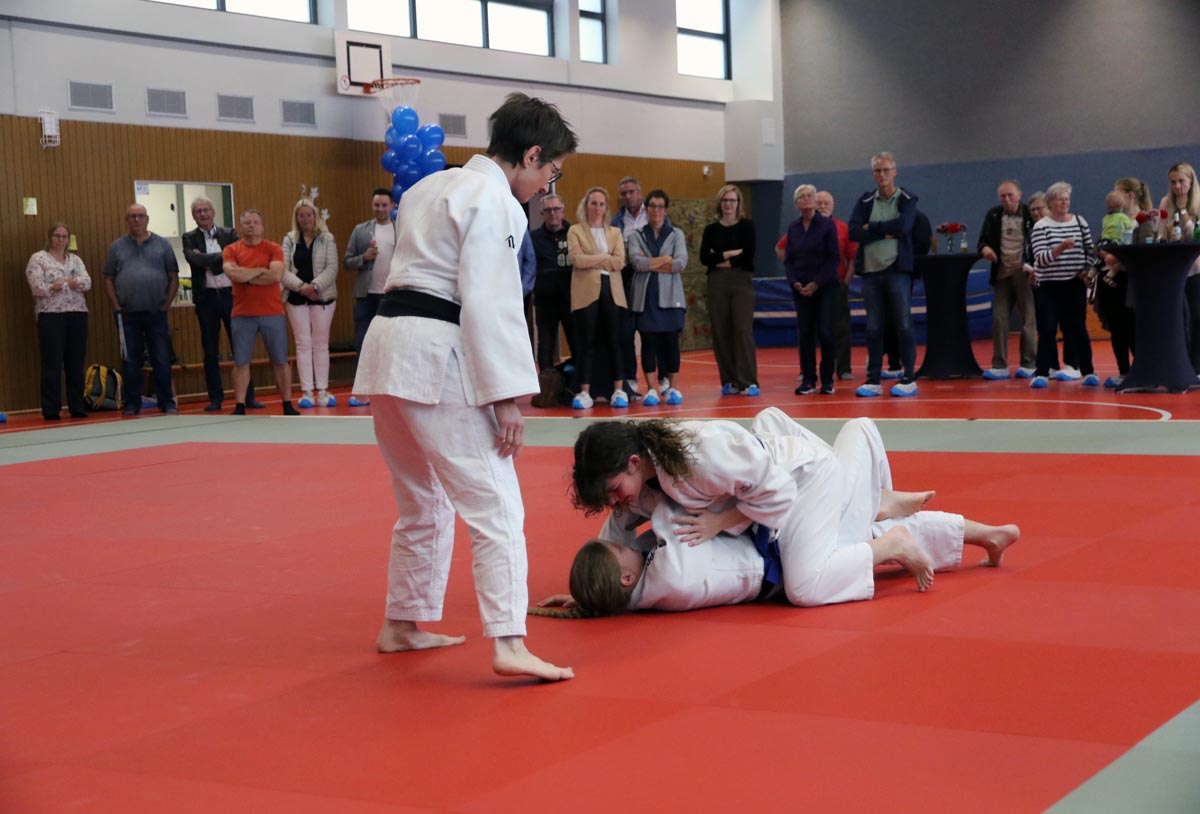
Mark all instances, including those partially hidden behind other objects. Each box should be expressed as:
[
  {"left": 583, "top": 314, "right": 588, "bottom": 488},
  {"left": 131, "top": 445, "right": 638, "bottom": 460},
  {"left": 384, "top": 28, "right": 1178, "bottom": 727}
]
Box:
[{"left": 222, "top": 209, "right": 298, "bottom": 415}]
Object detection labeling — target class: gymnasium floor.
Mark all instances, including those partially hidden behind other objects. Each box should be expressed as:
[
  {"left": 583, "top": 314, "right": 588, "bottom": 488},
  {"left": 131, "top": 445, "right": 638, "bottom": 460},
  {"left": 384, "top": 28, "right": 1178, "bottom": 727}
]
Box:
[{"left": 2, "top": 341, "right": 1198, "bottom": 813}]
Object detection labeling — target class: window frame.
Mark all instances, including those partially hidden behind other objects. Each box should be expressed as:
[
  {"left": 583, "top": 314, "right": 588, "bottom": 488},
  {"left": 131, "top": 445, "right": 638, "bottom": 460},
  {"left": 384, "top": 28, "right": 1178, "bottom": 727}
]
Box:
[
  {"left": 146, "top": 0, "right": 317, "bottom": 24},
  {"left": 578, "top": 0, "right": 606, "bottom": 64},
  {"left": 676, "top": 0, "right": 731, "bottom": 80}
]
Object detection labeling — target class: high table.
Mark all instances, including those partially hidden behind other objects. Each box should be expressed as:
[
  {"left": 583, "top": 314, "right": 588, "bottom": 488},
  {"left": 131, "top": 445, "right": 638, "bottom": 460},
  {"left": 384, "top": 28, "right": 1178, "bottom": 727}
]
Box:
[
  {"left": 1106, "top": 242, "right": 1200, "bottom": 393},
  {"left": 915, "top": 253, "right": 984, "bottom": 379}
]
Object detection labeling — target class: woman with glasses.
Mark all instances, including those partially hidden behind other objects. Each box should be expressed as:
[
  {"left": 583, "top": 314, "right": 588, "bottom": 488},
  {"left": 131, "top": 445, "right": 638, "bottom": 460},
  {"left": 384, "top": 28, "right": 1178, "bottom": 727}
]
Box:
[
  {"left": 26, "top": 222, "right": 92, "bottom": 420},
  {"left": 627, "top": 189, "right": 688, "bottom": 405},
  {"left": 700, "top": 184, "right": 759, "bottom": 396}
]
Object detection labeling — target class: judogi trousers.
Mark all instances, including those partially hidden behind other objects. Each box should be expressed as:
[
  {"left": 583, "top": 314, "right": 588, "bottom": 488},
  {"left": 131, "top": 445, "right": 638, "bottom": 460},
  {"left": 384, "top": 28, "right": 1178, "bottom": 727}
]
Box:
[
  {"left": 754, "top": 414, "right": 963, "bottom": 607},
  {"left": 371, "top": 351, "right": 528, "bottom": 638}
]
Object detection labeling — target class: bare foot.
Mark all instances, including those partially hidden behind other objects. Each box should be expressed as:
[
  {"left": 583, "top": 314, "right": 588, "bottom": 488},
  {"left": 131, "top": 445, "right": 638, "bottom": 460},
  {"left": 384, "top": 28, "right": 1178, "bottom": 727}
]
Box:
[
  {"left": 492, "top": 636, "right": 574, "bottom": 681},
  {"left": 876, "top": 489, "right": 936, "bottom": 521},
  {"left": 974, "top": 523, "right": 1020, "bottom": 567},
  {"left": 376, "top": 619, "right": 466, "bottom": 653},
  {"left": 870, "top": 526, "right": 934, "bottom": 592}
]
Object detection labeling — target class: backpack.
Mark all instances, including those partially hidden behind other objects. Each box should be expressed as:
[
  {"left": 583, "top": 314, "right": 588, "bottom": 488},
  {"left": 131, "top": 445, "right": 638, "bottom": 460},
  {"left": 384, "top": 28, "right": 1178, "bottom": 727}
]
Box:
[{"left": 84, "top": 364, "right": 122, "bottom": 411}]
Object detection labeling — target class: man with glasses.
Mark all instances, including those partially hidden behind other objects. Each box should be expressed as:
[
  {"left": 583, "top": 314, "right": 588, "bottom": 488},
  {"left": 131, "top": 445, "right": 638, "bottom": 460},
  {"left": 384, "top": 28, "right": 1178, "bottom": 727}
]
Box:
[
  {"left": 182, "top": 197, "right": 261, "bottom": 411},
  {"left": 847, "top": 152, "right": 921, "bottom": 398},
  {"left": 354, "top": 92, "right": 578, "bottom": 681},
  {"left": 611, "top": 175, "right": 648, "bottom": 398},
  {"left": 530, "top": 194, "right": 574, "bottom": 376},
  {"left": 102, "top": 203, "right": 179, "bottom": 415}
]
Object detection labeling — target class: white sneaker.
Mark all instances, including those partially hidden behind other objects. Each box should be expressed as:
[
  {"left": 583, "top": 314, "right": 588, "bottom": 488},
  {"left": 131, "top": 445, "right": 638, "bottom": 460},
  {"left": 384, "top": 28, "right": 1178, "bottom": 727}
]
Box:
[
  {"left": 611, "top": 389, "right": 629, "bottom": 408},
  {"left": 624, "top": 379, "right": 643, "bottom": 400},
  {"left": 318, "top": 390, "right": 336, "bottom": 407},
  {"left": 1054, "top": 366, "right": 1081, "bottom": 381},
  {"left": 571, "top": 391, "right": 594, "bottom": 409},
  {"left": 665, "top": 388, "right": 683, "bottom": 405},
  {"left": 297, "top": 392, "right": 315, "bottom": 408},
  {"left": 658, "top": 377, "right": 670, "bottom": 395},
  {"left": 1016, "top": 367, "right": 1036, "bottom": 379}
]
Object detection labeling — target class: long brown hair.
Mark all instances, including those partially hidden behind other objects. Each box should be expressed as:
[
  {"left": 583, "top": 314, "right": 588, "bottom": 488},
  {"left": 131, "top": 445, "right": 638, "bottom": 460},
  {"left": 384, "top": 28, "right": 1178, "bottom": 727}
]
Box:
[
  {"left": 1113, "top": 177, "right": 1153, "bottom": 212},
  {"left": 571, "top": 419, "right": 696, "bottom": 515}
]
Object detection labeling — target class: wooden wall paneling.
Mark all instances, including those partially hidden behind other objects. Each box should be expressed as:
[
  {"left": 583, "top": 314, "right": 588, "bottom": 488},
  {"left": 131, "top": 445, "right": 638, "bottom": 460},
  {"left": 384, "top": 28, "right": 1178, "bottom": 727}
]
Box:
[{"left": 0, "top": 114, "right": 726, "bottom": 411}]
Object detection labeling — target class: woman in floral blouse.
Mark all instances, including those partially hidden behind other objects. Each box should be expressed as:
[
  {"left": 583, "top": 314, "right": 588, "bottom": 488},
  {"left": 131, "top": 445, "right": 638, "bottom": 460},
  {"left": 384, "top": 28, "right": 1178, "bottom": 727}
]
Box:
[{"left": 26, "top": 222, "right": 92, "bottom": 419}]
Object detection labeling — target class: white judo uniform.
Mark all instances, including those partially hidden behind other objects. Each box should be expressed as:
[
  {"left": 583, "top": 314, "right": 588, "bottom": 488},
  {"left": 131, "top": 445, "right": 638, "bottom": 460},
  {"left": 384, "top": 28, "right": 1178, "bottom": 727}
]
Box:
[
  {"left": 601, "top": 408, "right": 964, "bottom": 608},
  {"left": 354, "top": 154, "right": 539, "bottom": 638}
]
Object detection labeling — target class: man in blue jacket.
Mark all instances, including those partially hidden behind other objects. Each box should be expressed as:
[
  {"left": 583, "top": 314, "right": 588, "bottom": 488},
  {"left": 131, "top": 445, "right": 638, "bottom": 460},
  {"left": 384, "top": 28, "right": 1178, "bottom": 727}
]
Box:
[{"left": 847, "top": 152, "right": 920, "bottom": 397}]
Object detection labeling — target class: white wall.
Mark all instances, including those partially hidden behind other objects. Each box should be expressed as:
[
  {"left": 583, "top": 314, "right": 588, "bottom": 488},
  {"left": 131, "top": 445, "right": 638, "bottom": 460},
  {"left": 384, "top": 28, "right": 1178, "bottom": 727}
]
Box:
[{"left": 0, "top": 0, "right": 790, "bottom": 167}]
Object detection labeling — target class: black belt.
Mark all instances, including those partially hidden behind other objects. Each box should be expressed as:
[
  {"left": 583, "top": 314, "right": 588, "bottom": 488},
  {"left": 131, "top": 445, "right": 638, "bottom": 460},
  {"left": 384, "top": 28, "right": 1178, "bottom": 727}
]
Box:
[{"left": 377, "top": 289, "right": 461, "bottom": 324}]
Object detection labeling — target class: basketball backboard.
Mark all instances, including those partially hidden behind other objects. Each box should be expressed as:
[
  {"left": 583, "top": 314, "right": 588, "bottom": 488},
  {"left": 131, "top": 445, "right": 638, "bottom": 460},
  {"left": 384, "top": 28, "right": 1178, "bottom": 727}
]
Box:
[{"left": 334, "top": 31, "right": 392, "bottom": 95}]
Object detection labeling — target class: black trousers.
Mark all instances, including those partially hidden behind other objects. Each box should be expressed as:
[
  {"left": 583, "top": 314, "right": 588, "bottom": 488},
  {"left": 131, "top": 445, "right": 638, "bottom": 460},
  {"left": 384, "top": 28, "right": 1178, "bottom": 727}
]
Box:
[
  {"left": 573, "top": 276, "right": 625, "bottom": 388},
  {"left": 194, "top": 287, "right": 253, "bottom": 404},
  {"left": 640, "top": 330, "right": 681, "bottom": 376},
  {"left": 618, "top": 268, "right": 639, "bottom": 380},
  {"left": 1034, "top": 278, "right": 1093, "bottom": 376},
  {"left": 1096, "top": 273, "right": 1135, "bottom": 375},
  {"left": 534, "top": 271, "right": 574, "bottom": 371},
  {"left": 37, "top": 311, "right": 88, "bottom": 417}
]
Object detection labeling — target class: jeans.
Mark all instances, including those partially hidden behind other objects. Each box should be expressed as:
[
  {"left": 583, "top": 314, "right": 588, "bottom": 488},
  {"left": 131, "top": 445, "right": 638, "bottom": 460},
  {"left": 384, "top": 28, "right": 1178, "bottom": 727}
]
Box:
[
  {"left": 120, "top": 309, "right": 174, "bottom": 410},
  {"left": 860, "top": 267, "right": 916, "bottom": 383}
]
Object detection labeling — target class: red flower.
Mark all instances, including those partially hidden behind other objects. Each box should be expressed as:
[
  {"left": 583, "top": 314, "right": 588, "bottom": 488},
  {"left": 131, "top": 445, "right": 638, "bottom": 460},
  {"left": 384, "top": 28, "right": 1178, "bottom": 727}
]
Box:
[
  {"left": 1160, "top": 209, "right": 1169, "bottom": 219},
  {"left": 1136, "top": 212, "right": 1150, "bottom": 223}
]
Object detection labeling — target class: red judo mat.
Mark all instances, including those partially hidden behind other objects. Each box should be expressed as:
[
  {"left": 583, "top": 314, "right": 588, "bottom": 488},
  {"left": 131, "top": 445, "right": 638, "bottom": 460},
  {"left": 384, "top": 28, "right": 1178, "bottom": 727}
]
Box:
[{"left": 1, "top": 440, "right": 1198, "bottom": 813}]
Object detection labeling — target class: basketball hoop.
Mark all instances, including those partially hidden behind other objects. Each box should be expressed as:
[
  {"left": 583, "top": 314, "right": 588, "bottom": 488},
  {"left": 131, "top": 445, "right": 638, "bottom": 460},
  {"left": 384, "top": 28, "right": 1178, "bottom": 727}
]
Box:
[{"left": 364, "top": 77, "right": 421, "bottom": 119}]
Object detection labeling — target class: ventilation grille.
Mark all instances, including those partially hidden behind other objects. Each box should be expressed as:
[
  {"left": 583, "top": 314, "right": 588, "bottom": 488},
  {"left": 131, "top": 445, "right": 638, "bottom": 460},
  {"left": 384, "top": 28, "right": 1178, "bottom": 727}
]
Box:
[
  {"left": 217, "top": 94, "right": 255, "bottom": 122},
  {"left": 68, "top": 81, "right": 114, "bottom": 112},
  {"left": 281, "top": 100, "right": 317, "bottom": 126},
  {"left": 438, "top": 113, "right": 467, "bottom": 138},
  {"left": 147, "top": 88, "right": 187, "bottom": 117}
]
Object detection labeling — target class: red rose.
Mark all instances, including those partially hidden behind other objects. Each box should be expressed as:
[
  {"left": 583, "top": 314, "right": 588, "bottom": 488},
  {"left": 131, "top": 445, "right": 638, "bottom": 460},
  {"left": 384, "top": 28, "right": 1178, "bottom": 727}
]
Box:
[
  {"left": 1136, "top": 212, "right": 1150, "bottom": 223},
  {"left": 1160, "top": 209, "right": 1169, "bottom": 219}
]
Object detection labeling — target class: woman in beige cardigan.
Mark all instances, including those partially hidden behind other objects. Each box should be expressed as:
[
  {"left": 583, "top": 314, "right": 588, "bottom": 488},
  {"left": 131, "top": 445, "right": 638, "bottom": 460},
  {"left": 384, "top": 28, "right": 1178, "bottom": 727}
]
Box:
[
  {"left": 281, "top": 198, "right": 339, "bottom": 408},
  {"left": 568, "top": 187, "right": 629, "bottom": 409}
]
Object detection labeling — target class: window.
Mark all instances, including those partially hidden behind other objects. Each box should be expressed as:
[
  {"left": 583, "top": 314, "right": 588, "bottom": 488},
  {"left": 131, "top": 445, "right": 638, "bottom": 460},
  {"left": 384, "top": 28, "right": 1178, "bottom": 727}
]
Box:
[
  {"left": 579, "top": 0, "right": 606, "bottom": 63},
  {"left": 348, "top": 0, "right": 414, "bottom": 37},
  {"left": 349, "top": 0, "right": 552, "bottom": 56},
  {"left": 676, "top": 0, "right": 729, "bottom": 79},
  {"left": 144, "top": 0, "right": 315, "bottom": 23}
]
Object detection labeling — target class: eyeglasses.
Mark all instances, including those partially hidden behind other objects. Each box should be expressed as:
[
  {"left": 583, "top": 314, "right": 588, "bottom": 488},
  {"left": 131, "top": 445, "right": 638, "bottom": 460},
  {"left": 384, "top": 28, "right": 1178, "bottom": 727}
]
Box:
[
  {"left": 126, "top": 213, "right": 148, "bottom": 219},
  {"left": 541, "top": 206, "right": 564, "bottom": 213},
  {"left": 645, "top": 203, "right": 666, "bottom": 210},
  {"left": 872, "top": 167, "right": 896, "bottom": 175},
  {"left": 546, "top": 160, "right": 563, "bottom": 185}
]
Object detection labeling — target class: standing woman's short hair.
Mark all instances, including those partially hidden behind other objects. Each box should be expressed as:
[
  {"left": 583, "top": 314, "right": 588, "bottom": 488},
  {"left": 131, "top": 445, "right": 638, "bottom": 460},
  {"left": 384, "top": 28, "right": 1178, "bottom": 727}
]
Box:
[
  {"left": 487, "top": 92, "right": 579, "bottom": 166},
  {"left": 714, "top": 184, "right": 742, "bottom": 218},
  {"left": 645, "top": 189, "right": 670, "bottom": 209},
  {"left": 1045, "top": 181, "right": 1073, "bottom": 203},
  {"left": 576, "top": 186, "right": 609, "bottom": 224}
]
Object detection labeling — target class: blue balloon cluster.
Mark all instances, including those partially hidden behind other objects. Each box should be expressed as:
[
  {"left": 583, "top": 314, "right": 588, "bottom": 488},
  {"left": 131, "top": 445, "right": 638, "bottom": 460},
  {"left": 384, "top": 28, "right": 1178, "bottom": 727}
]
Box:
[{"left": 380, "top": 106, "right": 446, "bottom": 214}]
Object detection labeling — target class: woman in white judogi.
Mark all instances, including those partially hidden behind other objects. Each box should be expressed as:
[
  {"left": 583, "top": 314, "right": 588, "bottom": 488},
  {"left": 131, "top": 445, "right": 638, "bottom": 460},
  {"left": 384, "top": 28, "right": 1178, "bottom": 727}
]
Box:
[
  {"left": 565, "top": 408, "right": 1018, "bottom": 613},
  {"left": 354, "top": 93, "right": 577, "bottom": 681}
]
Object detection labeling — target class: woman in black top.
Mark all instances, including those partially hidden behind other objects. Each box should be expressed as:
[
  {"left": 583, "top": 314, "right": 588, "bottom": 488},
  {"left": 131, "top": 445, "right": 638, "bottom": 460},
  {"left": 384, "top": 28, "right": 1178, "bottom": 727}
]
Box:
[{"left": 700, "top": 184, "right": 758, "bottom": 396}]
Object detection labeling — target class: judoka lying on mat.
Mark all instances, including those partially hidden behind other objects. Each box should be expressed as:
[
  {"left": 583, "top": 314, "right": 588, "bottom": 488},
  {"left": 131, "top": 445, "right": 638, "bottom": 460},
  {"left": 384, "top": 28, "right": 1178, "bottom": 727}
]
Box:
[{"left": 538, "top": 409, "right": 1018, "bottom": 616}]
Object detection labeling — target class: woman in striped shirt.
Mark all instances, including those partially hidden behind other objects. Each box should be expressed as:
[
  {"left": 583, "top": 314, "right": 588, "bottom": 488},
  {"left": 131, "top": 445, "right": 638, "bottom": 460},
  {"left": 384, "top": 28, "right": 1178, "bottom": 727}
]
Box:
[{"left": 1029, "top": 182, "right": 1100, "bottom": 388}]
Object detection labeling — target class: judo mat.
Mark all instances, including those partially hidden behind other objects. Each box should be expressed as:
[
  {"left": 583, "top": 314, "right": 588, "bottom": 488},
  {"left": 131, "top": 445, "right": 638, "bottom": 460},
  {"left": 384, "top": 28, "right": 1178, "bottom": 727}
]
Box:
[{"left": 2, "top": 405, "right": 1199, "bottom": 812}]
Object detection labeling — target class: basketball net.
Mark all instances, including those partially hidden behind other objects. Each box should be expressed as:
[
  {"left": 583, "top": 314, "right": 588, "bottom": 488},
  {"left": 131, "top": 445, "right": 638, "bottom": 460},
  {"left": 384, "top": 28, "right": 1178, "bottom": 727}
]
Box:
[{"left": 364, "top": 77, "right": 421, "bottom": 120}]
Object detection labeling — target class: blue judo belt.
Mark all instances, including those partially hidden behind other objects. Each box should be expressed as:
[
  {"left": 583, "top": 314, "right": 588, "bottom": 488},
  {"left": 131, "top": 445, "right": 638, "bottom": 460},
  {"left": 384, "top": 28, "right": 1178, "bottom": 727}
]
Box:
[{"left": 750, "top": 432, "right": 783, "bottom": 598}]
